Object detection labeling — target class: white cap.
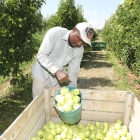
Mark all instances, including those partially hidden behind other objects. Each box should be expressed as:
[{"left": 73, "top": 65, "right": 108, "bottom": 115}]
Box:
[{"left": 76, "top": 22, "right": 94, "bottom": 46}]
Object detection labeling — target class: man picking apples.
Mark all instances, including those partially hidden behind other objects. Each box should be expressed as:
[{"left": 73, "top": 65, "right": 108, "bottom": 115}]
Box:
[{"left": 32, "top": 22, "right": 94, "bottom": 98}]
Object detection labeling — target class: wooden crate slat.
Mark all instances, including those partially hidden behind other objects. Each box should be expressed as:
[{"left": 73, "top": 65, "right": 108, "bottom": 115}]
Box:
[
  {"left": 123, "top": 92, "right": 132, "bottom": 127},
  {"left": 0, "top": 91, "right": 44, "bottom": 140},
  {"left": 50, "top": 97, "right": 125, "bottom": 113},
  {"left": 15, "top": 101, "right": 45, "bottom": 140},
  {"left": 26, "top": 111, "right": 46, "bottom": 140},
  {"left": 80, "top": 89, "right": 126, "bottom": 101},
  {"left": 129, "top": 120, "right": 140, "bottom": 140},
  {"left": 51, "top": 107, "right": 123, "bottom": 123},
  {"left": 131, "top": 94, "right": 140, "bottom": 122},
  {"left": 44, "top": 87, "right": 51, "bottom": 123}
]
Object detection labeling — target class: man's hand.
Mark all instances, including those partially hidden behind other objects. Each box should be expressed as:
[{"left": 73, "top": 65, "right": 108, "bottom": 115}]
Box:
[{"left": 55, "top": 70, "right": 71, "bottom": 83}]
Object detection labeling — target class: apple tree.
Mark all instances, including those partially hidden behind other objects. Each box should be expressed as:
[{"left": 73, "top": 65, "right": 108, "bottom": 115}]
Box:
[{"left": 0, "top": 0, "right": 45, "bottom": 85}]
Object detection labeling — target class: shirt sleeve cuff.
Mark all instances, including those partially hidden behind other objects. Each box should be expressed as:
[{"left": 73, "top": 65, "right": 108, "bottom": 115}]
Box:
[{"left": 49, "top": 66, "right": 59, "bottom": 75}]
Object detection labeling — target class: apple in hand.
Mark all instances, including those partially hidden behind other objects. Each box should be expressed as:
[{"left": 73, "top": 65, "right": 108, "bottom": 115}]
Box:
[
  {"left": 60, "top": 87, "right": 70, "bottom": 96},
  {"left": 73, "top": 89, "right": 80, "bottom": 96},
  {"left": 73, "top": 96, "right": 80, "bottom": 103}
]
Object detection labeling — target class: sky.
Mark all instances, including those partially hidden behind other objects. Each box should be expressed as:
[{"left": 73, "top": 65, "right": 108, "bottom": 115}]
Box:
[{"left": 40, "top": 0, "right": 124, "bottom": 29}]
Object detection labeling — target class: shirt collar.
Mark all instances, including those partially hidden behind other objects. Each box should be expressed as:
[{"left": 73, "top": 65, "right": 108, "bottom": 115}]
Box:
[{"left": 62, "top": 30, "right": 71, "bottom": 41}]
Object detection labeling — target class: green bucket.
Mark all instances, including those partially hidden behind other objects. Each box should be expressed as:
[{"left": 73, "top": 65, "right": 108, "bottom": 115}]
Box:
[{"left": 54, "top": 87, "right": 83, "bottom": 124}]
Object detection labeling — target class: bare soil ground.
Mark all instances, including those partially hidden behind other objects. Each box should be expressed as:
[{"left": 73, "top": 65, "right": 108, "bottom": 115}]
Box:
[{"left": 77, "top": 50, "right": 116, "bottom": 90}]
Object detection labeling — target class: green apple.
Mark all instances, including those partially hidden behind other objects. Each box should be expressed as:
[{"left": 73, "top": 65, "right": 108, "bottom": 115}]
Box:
[
  {"left": 114, "top": 123, "right": 121, "bottom": 130},
  {"left": 57, "top": 96, "right": 65, "bottom": 106},
  {"left": 65, "top": 92, "right": 73, "bottom": 100},
  {"left": 66, "top": 132, "right": 73, "bottom": 139},
  {"left": 95, "top": 121, "right": 101, "bottom": 128},
  {"left": 78, "top": 131, "right": 85, "bottom": 139},
  {"left": 37, "top": 129, "right": 44, "bottom": 137},
  {"left": 87, "top": 122, "right": 92, "bottom": 126},
  {"left": 73, "top": 96, "right": 80, "bottom": 103},
  {"left": 30, "top": 137, "right": 36, "bottom": 140},
  {"left": 73, "top": 89, "right": 80, "bottom": 96},
  {"left": 58, "top": 105, "right": 64, "bottom": 111},
  {"left": 101, "top": 125, "right": 109, "bottom": 134},
  {"left": 113, "top": 133, "right": 120, "bottom": 140},
  {"left": 61, "top": 131, "right": 67, "bottom": 139},
  {"left": 44, "top": 127, "right": 50, "bottom": 133},
  {"left": 44, "top": 133, "right": 53, "bottom": 140},
  {"left": 121, "top": 125, "right": 127, "bottom": 132},
  {"left": 126, "top": 132, "right": 132, "bottom": 140},
  {"left": 89, "top": 124, "right": 95, "bottom": 131},
  {"left": 96, "top": 132, "right": 104, "bottom": 139},
  {"left": 50, "top": 128, "right": 56, "bottom": 135},
  {"left": 63, "top": 103, "right": 72, "bottom": 112},
  {"left": 49, "top": 123, "right": 56, "bottom": 129},
  {"left": 56, "top": 126, "right": 62, "bottom": 134},
  {"left": 103, "top": 122, "right": 109, "bottom": 128},
  {"left": 116, "top": 119, "right": 123, "bottom": 125},
  {"left": 73, "top": 103, "right": 80, "bottom": 110},
  {"left": 84, "top": 129, "right": 91, "bottom": 137},
  {"left": 85, "top": 138, "right": 90, "bottom": 140},
  {"left": 78, "top": 123, "right": 84, "bottom": 129},
  {"left": 118, "top": 129, "right": 127, "bottom": 136},
  {"left": 120, "top": 136, "right": 127, "bottom": 140},
  {"left": 89, "top": 132, "right": 96, "bottom": 139},
  {"left": 35, "top": 136, "right": 41, "bottom": 140},
  {"left": 54, "top": 135, "right": 62, "bottom": 140},
  {"left": 106, "top": 131, "right": 113, "bottom": 139},
  {"left": 67, "top": 99, "right": 74, "bottom": 106},
  {"left": 60, "top": 87, "right": 70, "bottom": 96},
  {"left": 109, "top": 127, "right": 116, "bottom": 135}
]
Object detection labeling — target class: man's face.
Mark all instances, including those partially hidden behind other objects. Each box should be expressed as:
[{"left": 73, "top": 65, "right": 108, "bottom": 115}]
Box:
[{"left": 69, "top": 28, "right": 85, "bottom": 48}]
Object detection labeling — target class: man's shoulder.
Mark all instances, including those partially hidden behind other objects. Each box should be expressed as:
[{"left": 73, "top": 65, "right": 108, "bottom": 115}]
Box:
[{"left": 50, "top": 26, "right": 69, "bottom": 32}]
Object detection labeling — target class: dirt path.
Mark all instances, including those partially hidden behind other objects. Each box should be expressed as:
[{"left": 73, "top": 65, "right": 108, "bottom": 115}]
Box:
[{"left": 78, "top": 50, "right": 116, "bottom": 90}]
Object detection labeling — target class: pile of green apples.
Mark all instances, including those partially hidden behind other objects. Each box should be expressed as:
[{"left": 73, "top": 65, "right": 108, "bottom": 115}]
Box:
[
  {"left": 55, "top": 87, "right": 81, "bottom": 112},
  {"left": 31, "top": 119, "right": 132, "bottom": 140}
]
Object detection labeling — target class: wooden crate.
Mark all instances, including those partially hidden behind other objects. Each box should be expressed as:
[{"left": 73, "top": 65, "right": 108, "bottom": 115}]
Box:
[{"left": 0, "top": 87, "right": 140, "bottom": 140}]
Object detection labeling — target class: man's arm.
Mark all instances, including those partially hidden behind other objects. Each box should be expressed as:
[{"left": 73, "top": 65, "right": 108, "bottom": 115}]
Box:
[
  {"left": 37, "top": 28, "right": 71, "bottom": 83},
  {"left": 68, "top": 47, "right": 84, "bottom": 87}
]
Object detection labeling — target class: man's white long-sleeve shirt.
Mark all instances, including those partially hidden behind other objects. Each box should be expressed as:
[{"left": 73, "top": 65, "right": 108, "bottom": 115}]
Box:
[{"left": 32, "top": 27, "right": 84, "bottom": 87}]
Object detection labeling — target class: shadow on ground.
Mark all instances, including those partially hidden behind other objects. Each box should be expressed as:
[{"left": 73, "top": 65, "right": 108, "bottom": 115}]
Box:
[
  {"left": 77, "top": 77, "right": 115, "bottom": 89},
  {"left": 81, "top": 51, "right": 113, "bottom": 69}
]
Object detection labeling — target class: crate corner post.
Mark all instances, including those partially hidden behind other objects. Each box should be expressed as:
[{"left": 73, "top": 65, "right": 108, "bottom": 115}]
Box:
[
  {"left": 123, "top": 92, "right": 132, "bottom": 127},
  {"left": 44, "top": 87, "right": 51, "bottom": 123}
]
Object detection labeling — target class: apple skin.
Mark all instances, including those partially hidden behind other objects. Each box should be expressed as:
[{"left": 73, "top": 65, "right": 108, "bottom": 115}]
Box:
[
  {"left": 78, "top": 131, "right": 86, "bottom": 139},
  {"left": 89, "top": 124, "right": 95, "bottom": 131},
  {"left": 95, "top": 121, "right": 101, "bottom": 128},
  {"left": 101, "top": 125, "right": 109, "bottom": 134},
  {"left": 30, "top": 137, "right": 36, "bottom": 140},
  {"left": 126, "top": 132, "right": 132, "bottom": 140},
  {"left": 114, "top": 123, "right": 122, "bottom": 130},
  {"left": 57, "top": 96, "right": 65, "bottom": 106},
  {"left": 113, "top": 133, "right": 120, "bottom": 140},
  {"left": 116, "top": 119, "right": 123, "bottom": 125},
  {"left": 63, "top": 103, "right": 72, "bottom": 112},
  {"left": 120, "top": 136, "right": 127, "bottom": 140},
  {"left": 44, "top": 133, "right": 53, "bottom": 139},
  {"left": 60, "top": 87, "right": 70, "bottom": 96},
  {"left": 67, "top": 99, "right": 74, "bottom": 106},
  {"left": 95, "top": 132, "right": 104, "bottom": 139},
  {"left": 65, "top": 92, "right": 73, "bottom": 100},
  {"left": 89, "top": 132, "right": 96, "bottom": 139},
  {"left": 84, "top": 129, "right": 91, "bottom": 137},
  {"left": 37, "top": 130, "right": 44, "bottom": 137},
  {"left": 73, "top": 96, "right": 80, "bottom": 103},
  {"left": 118, "top": 129, "right": 127, "bottom": 136},
  {"left": 73, "top": 103, "right": 80, "bottom": 110},
  {"left": 73, "top": 89, "right": 80, "bottom": 96}
]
